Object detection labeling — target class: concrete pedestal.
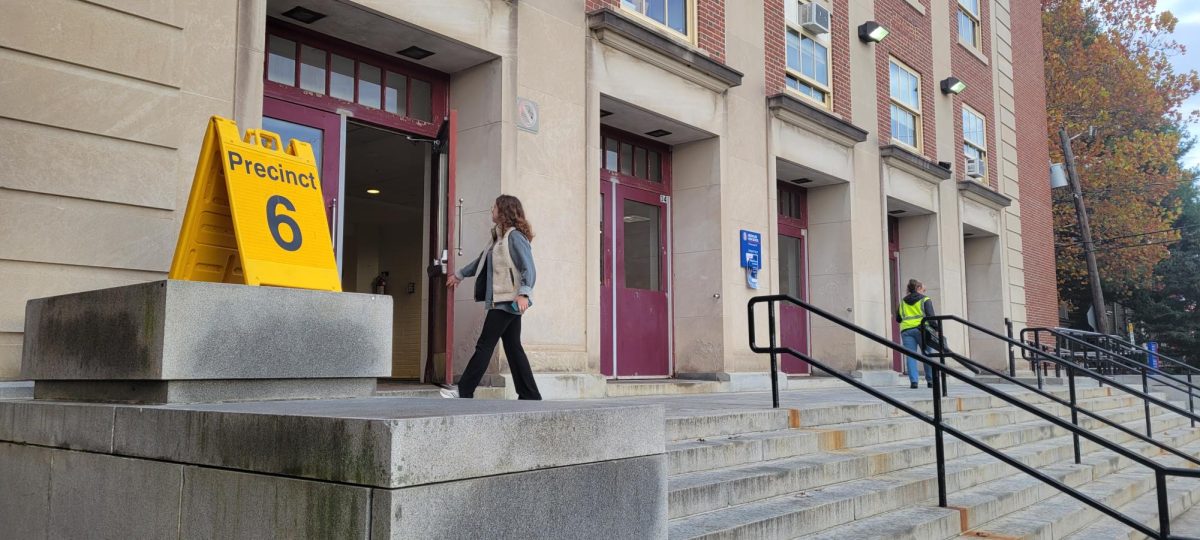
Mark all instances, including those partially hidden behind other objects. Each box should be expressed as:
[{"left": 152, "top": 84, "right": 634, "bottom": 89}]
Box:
[
  {"left": 0, "top": 397, "right": 667, "bottom": 539},
  {"left": 21, "top": 280, "right": 391, "bottom": 403}
]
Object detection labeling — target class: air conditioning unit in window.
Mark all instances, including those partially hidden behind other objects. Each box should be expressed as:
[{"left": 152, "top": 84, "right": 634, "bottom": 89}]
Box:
[
  {"left": 800, "top": 3, "right": 832, "bottom": 35},
  {"left": 965, "top": 157, "right": 985, "bottom": 179}
]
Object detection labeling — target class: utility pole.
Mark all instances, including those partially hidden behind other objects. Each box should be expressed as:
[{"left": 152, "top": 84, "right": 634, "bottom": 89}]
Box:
[{"left": 1058, "top": 126, "right": 1108, "bottom": 335}]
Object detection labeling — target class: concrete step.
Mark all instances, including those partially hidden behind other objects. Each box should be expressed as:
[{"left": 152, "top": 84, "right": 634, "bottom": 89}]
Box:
[
  {"left": 665, "top": 386, "right": 1117, "bottom": 442},
  {"left": 666, "top": 395, "right": 1134, "bottom": 476},
  {"left": 800, "top": 431, "right": 1200, "bottom": 540},
  {"left": 958, "top": 437, "right": 1200, "bottom": 539},
  {"left": 666, "top": 411, "right": 1197, "bottom": 537},
  {"left": 667, "top": 403, "right": 1187, "bottom": 524},
  {"left": 792, "top": 505, "right": 962, "bottom": 540},
  {"left": 605, "top": 379, "right": 724, "bottom": 398}
]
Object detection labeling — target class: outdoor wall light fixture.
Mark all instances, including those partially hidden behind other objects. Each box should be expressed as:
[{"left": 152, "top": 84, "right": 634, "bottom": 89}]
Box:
[
  {"left": 858, "top": 21, "right": 890, "bottom": 43},
  {"left": 941, "top": 77, "right": 967, "bottom": 95}
]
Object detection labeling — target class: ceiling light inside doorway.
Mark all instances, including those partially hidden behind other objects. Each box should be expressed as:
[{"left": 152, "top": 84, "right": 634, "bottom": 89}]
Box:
[
  {"left": 888, "top": 210, "right": 905, "bottom": 215},
  {"left": 282, "top": 6, "right": 327, "bottom": 24},
  {"left": 645, "top": 129, "right": 672, "bottom": 138},
  {"left": 623, "top": 215, "right": 651, "bottom": 223},
  {"left": 398, "top": 46, "right": 435, "bottom": 60},
  {"left": 366, "top": 189, "right": 381, "bottom": 195}
]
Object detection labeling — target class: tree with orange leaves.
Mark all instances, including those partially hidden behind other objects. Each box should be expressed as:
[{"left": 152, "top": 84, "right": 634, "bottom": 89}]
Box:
[{"left": 1043, "top": 0, "right": 1200, "bottom": 324}]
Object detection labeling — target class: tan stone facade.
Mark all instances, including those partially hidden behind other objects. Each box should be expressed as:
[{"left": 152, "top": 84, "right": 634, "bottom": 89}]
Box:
[{"left": 0, "top": 0, "right": 1054, "bottom": 396}]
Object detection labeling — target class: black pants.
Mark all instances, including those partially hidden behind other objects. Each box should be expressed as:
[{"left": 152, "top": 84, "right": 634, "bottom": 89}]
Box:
[{"left": 457, "top": 309, "right": 542, "bottom": 400}]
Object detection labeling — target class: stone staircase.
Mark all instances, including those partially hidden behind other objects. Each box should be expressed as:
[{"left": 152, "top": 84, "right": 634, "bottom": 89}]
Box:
[{"left": 664, "top": 385, "right": 1200, "bottom": 539}]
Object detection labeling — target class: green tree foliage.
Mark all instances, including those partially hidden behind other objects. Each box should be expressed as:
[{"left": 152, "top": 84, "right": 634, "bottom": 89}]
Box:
[{"left": 1130, "top": 180, "right": 1200, "bottom": 361}]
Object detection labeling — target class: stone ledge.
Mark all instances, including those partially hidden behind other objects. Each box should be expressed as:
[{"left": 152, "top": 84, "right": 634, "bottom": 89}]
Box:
[
  {"left": 0, "top": 397, "right": 665, "bottom": 488},
  {"left": 880, "top": 145, "right": 952, "bottom": 184},
  {"left": 958, "top": 180, "right": 1013, "bottom": 208},
  {"left": 768, "top": 93, "right": 869, "bottom": 147},
  {"left": 588, "top": 7, "right": 743, "bottom": 92}
]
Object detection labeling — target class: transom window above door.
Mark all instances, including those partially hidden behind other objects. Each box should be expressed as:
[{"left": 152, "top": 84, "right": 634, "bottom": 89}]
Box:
[
  {"left": 266, "top": 31, "right": 435, "bottom": 123},
  {"left": 603, "top": 134, "right": 666, "bottom": 184},
  {"left": 620, "top": 0, "right": 692, "bottom": 39}
]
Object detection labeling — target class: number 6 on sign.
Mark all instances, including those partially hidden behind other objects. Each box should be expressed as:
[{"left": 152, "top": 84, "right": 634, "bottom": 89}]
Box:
[
  {"left": 267, "top": 195, "right": 303, "bottom": 252},
  {"left": 169, "top": 116, "right": 340, "bottom": 291}
]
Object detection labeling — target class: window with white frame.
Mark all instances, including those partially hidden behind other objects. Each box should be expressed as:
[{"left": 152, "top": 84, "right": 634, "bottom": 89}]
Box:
[
  {"left": 962, "top": 106, "right": 987, "bottom": 181},
  {"left": 889, "top": 59, "right": 921, "bottom": 150},
  {"left": 784, "top": 1, "right": 832, "bottom": 107},
  {"left": 621, "top": 0, "right": 692, "bottom": 38},
  {"left": 958, "top": 0, "right": 981, "bottom": 49}
]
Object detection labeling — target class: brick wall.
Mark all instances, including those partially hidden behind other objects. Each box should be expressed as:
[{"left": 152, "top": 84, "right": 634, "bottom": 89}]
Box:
[
  {"left": 763, "top": 1, "right": 852, "bottom": 120},
  {"left": 875, "top": 0, "right": 936, "bottom": 161},
  {"left": 1011, "top": 0, "right": 1059, "bottom": 328},
  {"left": 587, "top": 0, "right": 726, "bottom": 62},
  {"left": 950, "top": 0, "right": 997, "bottom": 189}
]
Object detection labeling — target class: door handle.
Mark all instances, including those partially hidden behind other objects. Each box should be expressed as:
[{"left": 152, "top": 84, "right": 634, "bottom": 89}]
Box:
[{"left": 455, "top": 198, "right": 464, "bottom": 256}]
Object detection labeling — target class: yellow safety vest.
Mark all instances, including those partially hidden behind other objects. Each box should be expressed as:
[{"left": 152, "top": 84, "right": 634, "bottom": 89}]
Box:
[{"left": 898, "top": 297, "right": 929, "bottom": 331}]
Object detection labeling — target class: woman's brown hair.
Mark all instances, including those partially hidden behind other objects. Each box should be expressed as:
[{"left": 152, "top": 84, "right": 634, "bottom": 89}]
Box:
[{"left": 495, "top": 195, "right": 534, "bottom": 241}]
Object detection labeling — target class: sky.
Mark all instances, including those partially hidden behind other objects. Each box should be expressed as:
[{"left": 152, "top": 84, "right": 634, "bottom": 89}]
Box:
[{"left": 1154, "top": 0, "right": 1200, "bottom": 168}]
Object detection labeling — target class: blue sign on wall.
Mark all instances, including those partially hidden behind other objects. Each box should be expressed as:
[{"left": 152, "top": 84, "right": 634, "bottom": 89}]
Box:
[{"left": 740, "top": 230, "right": 761, "bottom": 270}]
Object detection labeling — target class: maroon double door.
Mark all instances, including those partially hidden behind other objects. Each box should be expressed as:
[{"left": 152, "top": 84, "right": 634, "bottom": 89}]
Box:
[
  {"left": 600, "top": 130, "right": 671, "bottom": 378},
  {"left": 776, "top": 183, "right": 809, "bottom": 374}
]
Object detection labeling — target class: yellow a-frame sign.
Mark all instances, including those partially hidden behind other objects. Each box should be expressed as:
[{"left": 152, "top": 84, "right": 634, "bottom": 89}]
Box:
[{"left": 169, "top": 116, "right": 340, "bottom": 291}]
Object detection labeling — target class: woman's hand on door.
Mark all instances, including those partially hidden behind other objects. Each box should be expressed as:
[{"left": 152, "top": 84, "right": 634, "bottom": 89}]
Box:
[{"left": 446, "top": 275, "right": 461, "bottom": 289}]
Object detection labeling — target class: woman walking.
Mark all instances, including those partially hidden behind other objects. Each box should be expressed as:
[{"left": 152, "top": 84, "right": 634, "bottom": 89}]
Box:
[
  {"left": 441, "top": 195, "right": 542, "bottom": 400},
  {"left": 897, "top": 278, "right": 936, "bottom": 389}
]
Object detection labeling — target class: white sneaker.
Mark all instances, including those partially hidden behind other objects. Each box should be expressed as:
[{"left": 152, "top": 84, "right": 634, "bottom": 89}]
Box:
[{"left": 439, "top": 387, "right": 459, "bottom": 399}]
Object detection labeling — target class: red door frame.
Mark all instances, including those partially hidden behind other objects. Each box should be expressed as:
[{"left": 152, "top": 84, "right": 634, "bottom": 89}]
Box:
[
  {"left": 888, "top": 216, "right": 904, "bottom": 372},
  {"left": 262, "top": 20, "right": 455, "bottom": 381},
  {"left": 777, "top": 183, "right": 810, "bottom": 374},
  {"left": 262, "top": 97, "right": 342, "bottom": 233},
  {"left": 600, "top": 128, "right": 672, "bottom": 378}
]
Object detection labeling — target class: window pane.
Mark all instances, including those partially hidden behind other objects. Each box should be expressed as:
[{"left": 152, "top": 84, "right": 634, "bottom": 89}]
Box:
[
  {"left": 779, "top": 235, "right": 803, "bottom": 296},
  {"left": 785, "top": 0, "right": 800, "bottom": 25},
  {"left": 622, "top": 0, "right": 644, "bottom": 11},
  {"left": 961, "top": 0, "right": 980, "bottom": 16},
  {"left": 623, "top": 200, "right": 661, "bottom": 291},
  {"left": 814, "top": 42, "right": 829, "bottom": 85},
  {"left": 605, "top": 138, "right": 620, "bottom": 171},
  {"left": 959, "top": 11, "right": 977, "bottom": 46},
  {"left": 620, "top": 143, "right": 633, "bottom": 176},
  {"left": 963, "top": 109, "right": 985, "bottom": 145},
  {"left": 667, "top": 0, "right": 687, "bottom": 34},
  {"left": 384, "top": 72, "right": 407, "bottom": 115},
  {"left": 358, "top": 64, "right": 381, "bottom": 109},
  {"left": 801, "top": 37, "right": 815, "bottom": 77},
  {"left": 786, "top": 30, "right": 802, "bottom": 73},
  {"left": 890, "top": 63, "right": 900, "bottom": 98},
  {"left": 634, "top": 147, "right": 647, "bottom": 178},
  {"left": 330, "top": 54, "right": 354, "bottom": 101},
  {"left": 648, "top": 151, "right": 662, "bottom": 182},
  {"left": 646, "top": 0, "right": 666, "bottom": 24},
  {"left": 411, "top": 78, "right": 433, "bottom": 121},
  {"left": 892, "top": 104, "right": 916, "bottom": 147},
  {"left": 299, "top": 45, "right": 326, "bottom": 93},
  {"left": 267, "top": 36, "right": 296, "bottom": 86},
  {"left": 263, "top": 117, "right": 323, "bottom": 172},
  {"left": 787, "top": 75, "right": 800, "bottom": 91}
]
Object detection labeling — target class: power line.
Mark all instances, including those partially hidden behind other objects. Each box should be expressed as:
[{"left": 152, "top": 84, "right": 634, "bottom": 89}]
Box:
[
  {"left": 1055, "top": 223, "right": 1200, "bottom": 247},
  {"left": 1089, "top": 237, "right": 1183, "bottom": 254}
]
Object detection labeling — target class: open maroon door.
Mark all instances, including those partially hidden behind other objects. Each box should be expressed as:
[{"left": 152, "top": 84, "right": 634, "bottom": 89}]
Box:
[
  {"left": 776, "top": 184, "right": 809, "bottom": 374},
  {"left": 425, "top": 111, "right": 457, "bottom": 384},
  {"left": 262, "top": 97, "right": 342, "bottom": 237}
]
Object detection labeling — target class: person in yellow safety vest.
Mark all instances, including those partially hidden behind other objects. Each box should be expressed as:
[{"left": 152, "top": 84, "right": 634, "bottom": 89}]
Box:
[{"left": 896, "top": 278, "right": 936, "bottom": 389}]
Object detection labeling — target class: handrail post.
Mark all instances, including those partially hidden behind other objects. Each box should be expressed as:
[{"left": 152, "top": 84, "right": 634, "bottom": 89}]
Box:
[
  {"left": 1156, "top": 470, "right": 1171, "bottom": 538},
  {"left": 937, "top": 321, "right": 948, "bottom": 397},
  {"left": 1142, "top": 367, "right": 1153, "bottom": 437},
  {"left": 1189, "top": 373, "right": 1196, "bottom": 428},
  {"left": 1067, "top": 366, "right": 1081, "bottom": 464},
  {"left": 1005, "top": 318, "right": 1016, "bottom": 377},
  {"left": 931, "top": 366, "right": 948, "bottom": 508},
  {"left": 767, "top": 300, "right": 780, "bottom": 409},
  {"left": 1035, "top": 331, "right": 1044, "bottom": 390}
]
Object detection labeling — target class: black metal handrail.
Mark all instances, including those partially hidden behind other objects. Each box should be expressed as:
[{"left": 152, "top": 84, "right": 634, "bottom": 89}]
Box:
[
  {"left": 749, "top": 295, "right": 1200, "bottom": 540},
  {"left": 1056, "top": 328, "right": 1200, "bottom": 378},
  {"left": 1023, "top": 327, "right": 1200, "bottom": 429},
  {"left": 923, "top": 315, "right": 1200, "bottom": 469}
]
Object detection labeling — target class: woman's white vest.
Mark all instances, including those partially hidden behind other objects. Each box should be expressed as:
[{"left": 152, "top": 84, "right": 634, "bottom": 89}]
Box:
[{"left": 486, "top": 227, "right": 519, "bottom": 303}]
